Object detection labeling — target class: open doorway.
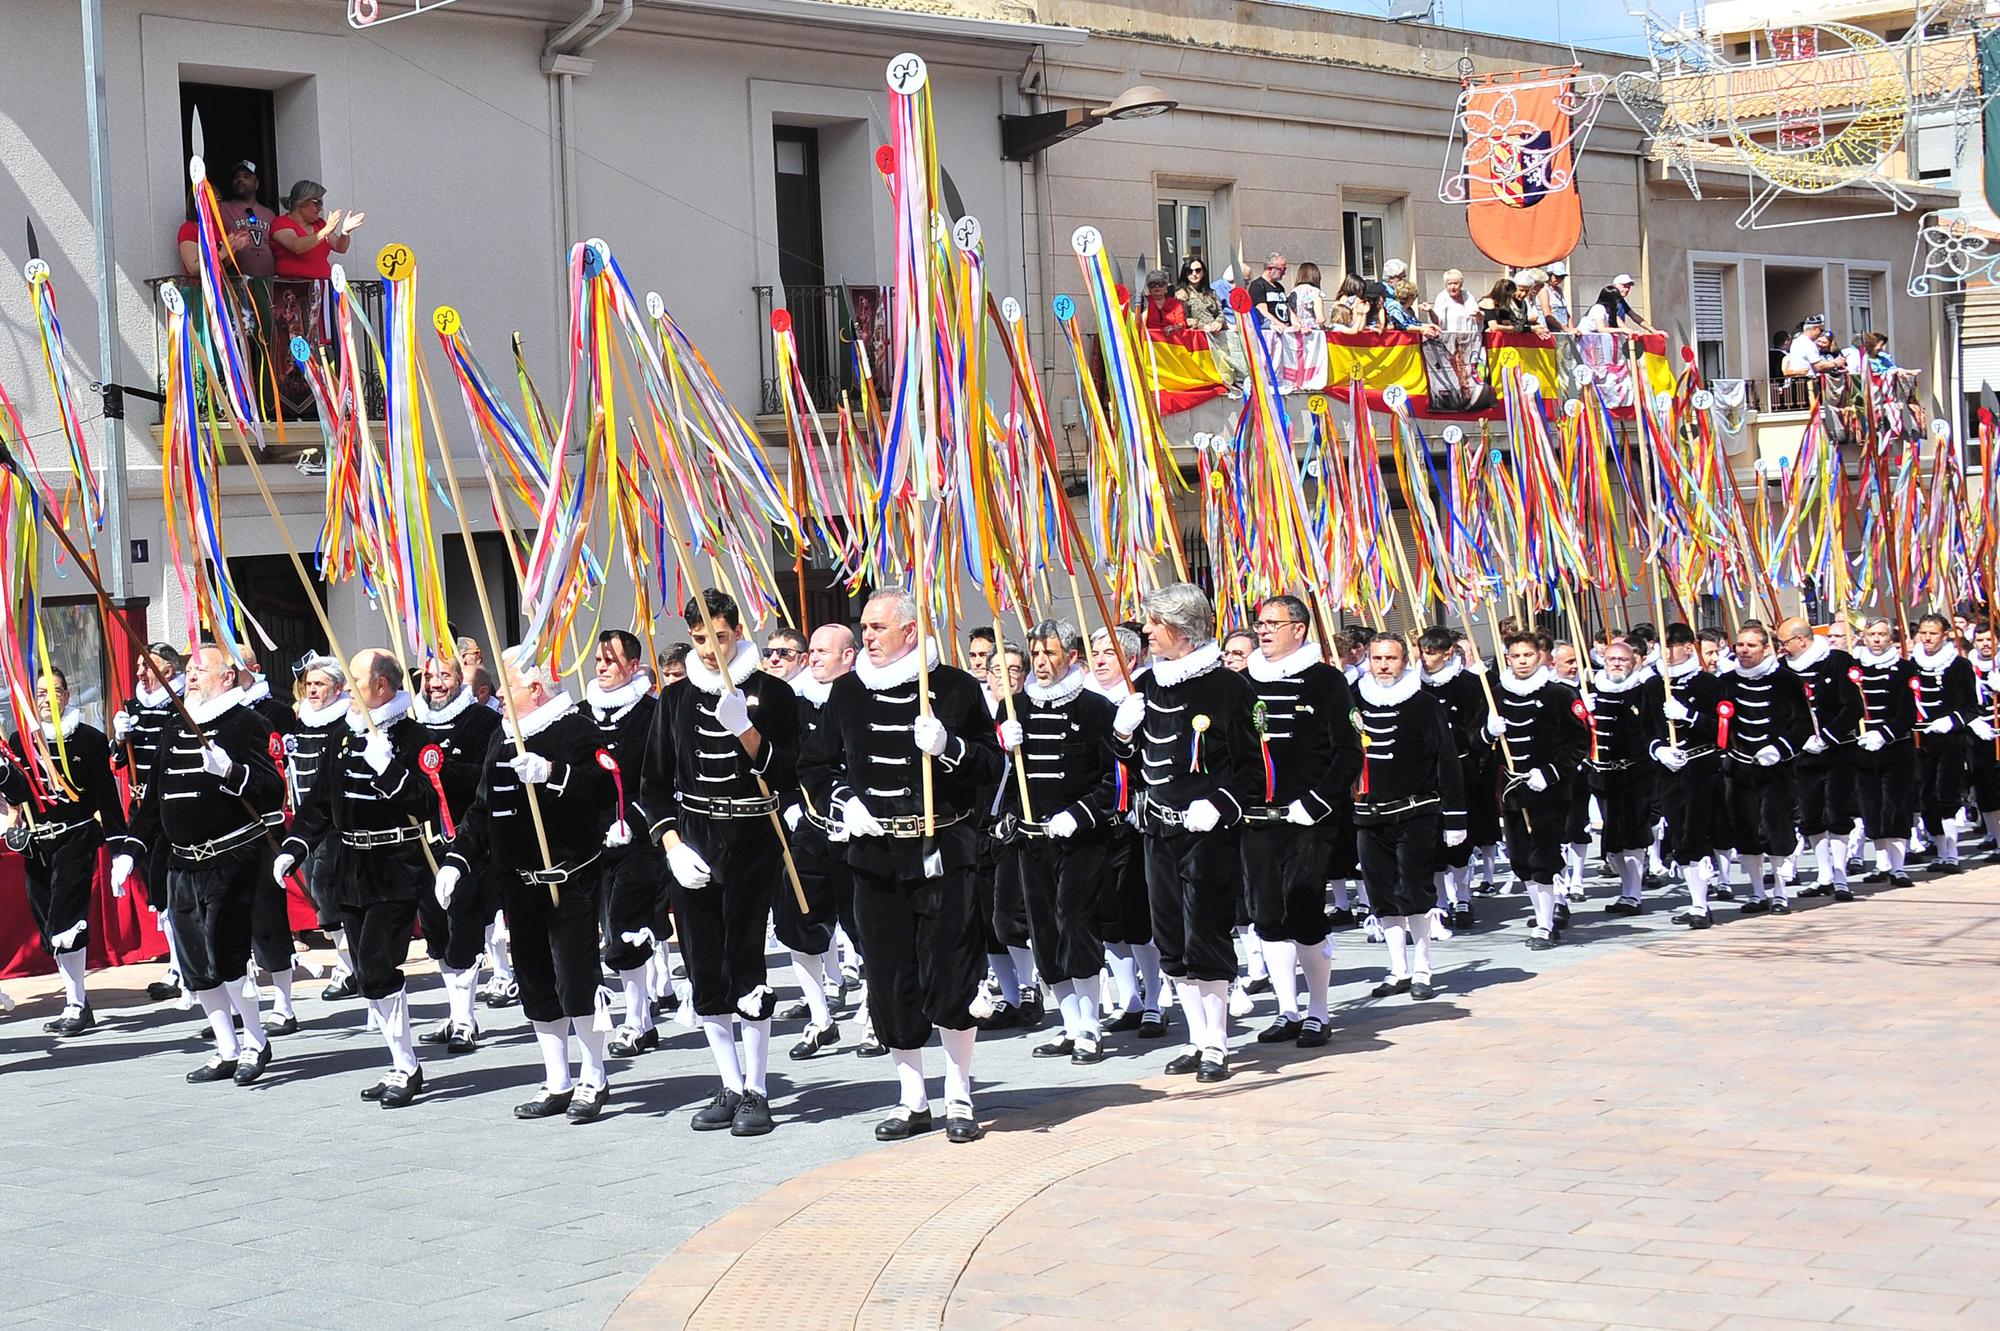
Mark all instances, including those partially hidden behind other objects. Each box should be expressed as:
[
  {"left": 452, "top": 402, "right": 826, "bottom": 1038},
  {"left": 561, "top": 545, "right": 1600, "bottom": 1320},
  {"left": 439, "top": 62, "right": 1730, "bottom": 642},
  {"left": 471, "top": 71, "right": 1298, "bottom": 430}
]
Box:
[{"left": 180, "top": 82, "right": 278, "bottom": 216}]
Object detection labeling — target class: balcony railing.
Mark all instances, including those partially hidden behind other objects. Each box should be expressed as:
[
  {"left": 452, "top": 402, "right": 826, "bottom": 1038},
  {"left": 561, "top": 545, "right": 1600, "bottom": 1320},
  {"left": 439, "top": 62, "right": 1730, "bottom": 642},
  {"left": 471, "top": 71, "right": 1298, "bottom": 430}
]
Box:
[
  {"left": 147, "top": 275, "right": 387, "bottom": 426},
  {"left": 754, "top": 283, "right": 892, "bottom": 416}
]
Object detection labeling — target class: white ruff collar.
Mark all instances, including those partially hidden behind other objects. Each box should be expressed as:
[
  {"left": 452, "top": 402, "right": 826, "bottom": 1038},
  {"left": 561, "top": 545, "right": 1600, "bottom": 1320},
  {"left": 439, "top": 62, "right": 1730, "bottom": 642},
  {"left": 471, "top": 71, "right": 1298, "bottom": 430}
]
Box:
[
  {"left": 1784, "top": 636, "right": 1830, "bottom": 673},
  {"left": 682, "top": 639, "right": 761, "bottom": 696},
  {"left": 586, "top": 675, "right": 649, "bottom": 714},
  {"left": 793, "top": 673, "right": 834, "bottom": 705},
  {"left": 1151, "top": 641, "right": 1222, "bottom": 688},
  {"left": 1358, "top": 668, "right": 1422, "bottom": 706},
  {"left": 1593, "top": 665, "right": 1654, "bottom": 695},
  {"left": 1664, "top": 654, "right": 1702, "bottom": 682},
  {"left": 138, "top": 677, "right": 185, "bottom": 708},
  {"left": 1856, "top": 644, "right": 1900, "bottom": 668},
  {"left": 187, "top": 686, "right": 245, "bottom": 726},
  {"left": 1914, "top": 640, "right": 1959, "bottom": 672},
  {"left": 346, "top": 690, "right": 413, "bottom": 734},
  {"left": 853, "top": 637, "right": 941, "bottom": 691},
  {"left": 413, "top": 686, "right": 475, "bottom": 725},
  {"left": 37, "top": 709, "right": 82, "bottom": 741},
  {"left": 1026, "top": 665, "right": 1087, "bottom": 704},
  {"left": 1499, "top": 665, "right": 1553, "bottom": 696},
  {"left": 1736, "top": 654, "right": 1779, "bottom": 680},
  {"left": 509, "top": 692, "right": 577, "bottom": 741},
  {"left": 1421, "top": 658, "right": 1462, "bottom": 686},
  {"left": 242, "top": 678, "right": 272, "bottom": 705},
  {"left": 298, "top": 694, "right": 351, "bottom": 727},
  {"left": 1246, "top": 642, "right": 1320, "bottom": 682}
]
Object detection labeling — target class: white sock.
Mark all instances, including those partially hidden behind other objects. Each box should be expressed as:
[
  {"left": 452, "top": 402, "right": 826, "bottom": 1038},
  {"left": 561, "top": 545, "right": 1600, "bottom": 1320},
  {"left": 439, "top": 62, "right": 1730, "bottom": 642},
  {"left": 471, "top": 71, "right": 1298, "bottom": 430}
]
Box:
[
  {"left": 1105, "top": 945, "right": 1139, "bottom": 1012},
  {"left": 1887, "top": 839, "right": 1907, "bottom": 873},
  {"left": 1479, "top": 845, "right": 1499, "bottom": 881},
  {"left": 54, "top": 949, "right": 87, "bottom": 1009},
  {"left": 1812, "top": 835, "right": 1833, "bottom": 886},
  {"left": 988, "top": 950, "right": 1020, "bottom": 999},
  {"left": 620, "top": 965, "right": 655, "bottom": 1033},
  {"left": 1742, "top": 853, "right": 1766, "bottom": 898},
  {"left": 700, "top": 1014, "right": 744, "bottom": 1093},
  {"left": 1196, "top": 979, "right": 1230, "bottom": 1059},
  {"left": 1618, "top": 852, "right": 1643, "bottom": 902},
  {"left": 532, "top": 1019, "right": 574, "bottom": 1092},
  {"left": 1454, "top": 865, "right": 1476, "bottom": 907},
  {"left": 648, "top": 944, "right": 670, "bottom": 998},
  {"left": 789, "top": 951, "right": 832, "bottom": 1029},
  {"left": 1298, "top": 940, "right": 1332, "bottom": 1021},
  {"left": 1984, "top": 812, "right": 2000, "bottom": 849},
  {"left": 1050, "top": 979, "right": 1079, "bottom": 1039},
  {"left": 269, "top": 967, "right": 295, "bottom": 1019},
  {"left": 1072, "top": 983, "right": 1099, "bottom": 1040},
  {"left": 1562, "top": 843, "right": 1585, "bottom": 887},
  {"left": 1686, "top": 859, "right": 1710, "bottom": 912},
  {"left": 227, "top": 976, "right": 268, "bottom": 1052},
  {"left": 1710, "top": 851, "right": 1730, "bottom": 885},
  {"left": 1175, "top": 978, "right": 1207, "bottom": 1051},
  {"left": 1409, "top": 912, "right": 1434, "bottom": 980},
  {"left": 486, "top": 917, "right": 515, "bottom": 984},
  {"left": 1384, "top": 918, "right": 1410, "bottom": 978},
  {"left": 1261, "top": 939, "right": 1300, "bottom": 1017},
  {"left": 1131, "top": 943, "right": 1163, "bottom": 1014},
  {"left": 1006, "top": 946, "right": 1037, "bottom": 1000},
  {"left": 382, "top": 986, "right": 418, "bottom": 1073},
  {"left": 575, "top": 1021, "right": 608, "bottom": 1089},
  {"left": 334, "top": 936, "right": 355, "bottom": 979},
  {"left": 442, "top": 965, "right": 475, "bottom": 1031},
  {"left": 159, "top": 912, "right": 184, "bottom": 981},
  {"left": 890, "top": 1047, "right": 929, "bottom": 1112},
  {"left": 198, "top": 986, "right": 241, "bottom": 1060},
  {"left": 739, "top": 1018, "right": 770, "bottom": 1096},
  {"left": 1332, "top": 880, "right": 1352, "bottom": 911},
  {"left": 1825, "top": 837, "right": 1849, "bottom": 886},
  {"left": 1942, "top": 825, "right": 1960, "bottom": 863},
  {"left": 939, "top": 1025, "right": 977, "bottom": 1112},
  {"left": 1530, "top": 882, "right": 1556, "bottom": 931},
  {"left": 1243, "top": 927, "right": 1268, "bottom": 982}
]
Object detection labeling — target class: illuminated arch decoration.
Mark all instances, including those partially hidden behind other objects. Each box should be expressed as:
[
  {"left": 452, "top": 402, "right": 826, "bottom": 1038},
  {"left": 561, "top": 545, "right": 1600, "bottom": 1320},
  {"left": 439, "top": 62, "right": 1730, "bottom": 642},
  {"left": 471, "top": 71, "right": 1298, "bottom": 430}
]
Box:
[
  {"left": 348, "top": 0, "right": 463, "bottom": 28},
  {"left": 1615, "top": 5, "right": 1990, "bottom": 231},
  {"left": 1908, "top": 212, "right": 2000, "bottom": 296}
]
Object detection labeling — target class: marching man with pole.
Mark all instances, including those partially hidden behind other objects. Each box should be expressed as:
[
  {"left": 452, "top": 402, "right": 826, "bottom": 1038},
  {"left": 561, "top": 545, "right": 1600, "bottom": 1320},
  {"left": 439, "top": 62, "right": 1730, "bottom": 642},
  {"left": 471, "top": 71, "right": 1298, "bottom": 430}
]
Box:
[
  {"left": 1776, "top": 617, "right": 1863, "bottom": 901},
  {"left": 801, "top": 587, "right": 1002, "bottom": 1144},
  {"left": 1492, "top": 632, "right": 1589, "bottom": 950},
  {"left": 1653, "top": 624, "right": 1727, "bottom": 927}
]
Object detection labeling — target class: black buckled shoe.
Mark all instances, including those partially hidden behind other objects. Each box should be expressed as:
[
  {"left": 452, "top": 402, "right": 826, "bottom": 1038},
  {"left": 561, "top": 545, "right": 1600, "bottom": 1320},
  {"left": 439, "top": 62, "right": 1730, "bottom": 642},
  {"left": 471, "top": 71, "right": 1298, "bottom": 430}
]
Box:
[
  {"left": 1031, "top": 1036, "right": 1075, "bottom": 1059},
  {"left": 417, "top": 1020, "right": 454, "bottom": 1046},
  {"left": 1257, "top": 1016, "right": 1303, "bottom": 1044},
  {"left": 974, "top": 1002, "right": 1019, "bottom": 1032},
  {"left": 1832, "top": 885, "right": 1855, "bottom": 902},
  {"left": 944, "top": 1105, "right": 983, "bottom": 1144},
  {"left": 187, "top": 1056, "right": 238, "bottom": 1084},
  {"left": 1296, "top": 1017, "right": 1331, "bottom": 1048},
  {"left": 1770, "top": 898, "right": 1792, "bottom": 915},
  {"left": 319, "top": 973, "right": 357, "bottom": 1001},
  {"left": 1370, "top": 977, "right": 1412, "bottom": 999},
  {"left": 446, "top": 1023, "right": 479, "bottom": 1054},
  {"left": 1164, "top": 1050, "right": 1202, "bottom": 1075},
  {"left": 788, "top": 1022, "right": 839, "bottom": 1060},
  {"left": 232, "top": 1043, "right": 272, "bottom": 1086},
  {"left": 692, "top": 1089, "right": 743, "bottom": 1131},
  {"left": 1136, "top": 1011, "right": 1168, "bottom": 1039},
  {"left": 47, "top": 1005, "right": 94, "bottom": 1036},
  {"left": 730, "top": 1090, "right": 774, "bottom": 1137},
  {"left": 378, "top": 1067, "right": 425, "bottom": 1108},
  {"left": 566, "top": 1082, "right": 608, "bottom": 1124},
  {"left": 608, "top": 1026, "right": 659, "bottom": 1059},
  {"left": 1070, "top": 1037, "right": 1104, "bottom": 1065},
  {"left": 1739, "top": 898, "right": 1772, "bottom": 915},
  {"left": 361, "top": 1076, "right": 391, "bottom": 1102},
  {"left": 1410, "top": 979, "right": 1436, "bottom": 1000},
  {"left": 875, "top": 1106, "right": 933, "bottom": 1141},
  {"left": 856, "top": 1029, "right": 888, "bottom": 1057},
  {"left": 514, "top": 1088, "right": 574, "bottom": 1119},
  {"left": 147, "top": 978, "right": 184, "bottom": 1003},
  {"left": 1102, "top": 1008, "right": 1143, "bottom": 1033},
  {"left": 1195, "top": 1054, "right": 1230, "bottom": 1083},
  {"left": 1016, "top": 990, "right": 1044, "bottom": 1027},
  {"left": 779, "top": 1000, "right": 812, "bottom": 1021},
  {"left": 262, "top": 1014, "right": 299, "bottom": 1037}
]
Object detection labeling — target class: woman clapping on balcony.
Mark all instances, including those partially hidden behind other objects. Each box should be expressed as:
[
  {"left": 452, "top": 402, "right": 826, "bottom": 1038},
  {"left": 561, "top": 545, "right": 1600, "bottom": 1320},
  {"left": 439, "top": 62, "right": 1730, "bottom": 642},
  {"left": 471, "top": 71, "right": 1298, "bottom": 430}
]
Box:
[{"left": 272, "top": 180, "right": 366, "bottom": 281}]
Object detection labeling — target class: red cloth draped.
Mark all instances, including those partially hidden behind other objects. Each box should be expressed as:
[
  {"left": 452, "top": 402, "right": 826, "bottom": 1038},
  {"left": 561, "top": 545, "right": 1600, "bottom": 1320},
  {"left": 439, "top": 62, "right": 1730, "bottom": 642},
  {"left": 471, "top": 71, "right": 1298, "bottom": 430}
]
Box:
[{"left": 0, "top": 850, "right": 169, "bottom": 979}]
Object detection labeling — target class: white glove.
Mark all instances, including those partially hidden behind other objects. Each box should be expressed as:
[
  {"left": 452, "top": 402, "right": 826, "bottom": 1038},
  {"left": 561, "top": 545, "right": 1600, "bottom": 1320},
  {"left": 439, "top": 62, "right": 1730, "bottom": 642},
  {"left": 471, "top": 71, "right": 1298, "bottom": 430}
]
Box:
[
  {"left": 360, "top": 729, "right": 394, "bottom": 775},
  {"left": 1486, "top": 712, "right": 1506, "bottom": 739},
  {"left": 200, "top": 743, "right": 235, "bottom": 779},
  {"left": 784, "top": 804, "right": 803, "bottom": 831},
  {"left": 1803, "top": 734, "right": 1828, "bottom": 755},
  {"left": 1113, "top": 695, "right": 1146, "bottom": 738},
  {"left": 912, "top": 714, "right": 948, "bottom": 757},
  {"left": 667, "top": 841, "right": 712, "bottom": 889},
  {"left": 1858, "top": 729, "right": 1885, "bottom": 752},
  {"left": 1525, "top": 768, "right": 1549, "bottom": 792},
  {"left": 1184, "top": 799, "right": 1220, "bottom": 833},
  {"left": 1755, "top": 744, "right": 1782, "bottom": 766},
  {"left": 1443, "top": 829, "right": 1467, "bottom": 848},
  {"left": 714, "top": 690, "right": 753, "bottom": 737},
  {"left": 110, "top": 855, "right": 133, "bottom": 896},
  {"left": 271, "top": 853, "right": 296, "bottom": 886},
  {"left": 997, "top": 719, "right": 1023, "bottom": 752},
  {"left": 841, "top": 796, "right": 885, "bottom": 838},
  {"left": 1047, "top": 810, "right": 1079, "bottom": 839},
  {"left": 1285, "top": 799, "right": 1314, "bottom": 826},
  {"left": 1653, "top": 745, "right": 1689, "bottom": 772},
  {"left": 1663, "top": 698, "right": 1692, "bottom": 723},
  {"left": 1974, "top": 718, "right": 1997, "bottom": 742},
  {"left": 507, "top": 750, "right": 554, "bottom": 784},
  {"left": 433, "top": 865, "right": 460, "bottom": 909},
  {"left": 112, "top": 711, "right": 134, "bottom": 743},
  {"left": 1925, "top": 717, "right": 1955, "bottom": 735}
]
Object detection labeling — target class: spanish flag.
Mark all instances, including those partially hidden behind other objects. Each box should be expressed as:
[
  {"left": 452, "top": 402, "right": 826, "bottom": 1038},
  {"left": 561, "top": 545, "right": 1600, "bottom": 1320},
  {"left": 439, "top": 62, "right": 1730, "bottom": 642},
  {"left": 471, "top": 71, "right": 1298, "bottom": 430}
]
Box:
[
  {"left": 1324, "top": 330, "right": 1430, "bottom": 413},
  {"left": 1140, "top": 326, "right": 1230, "bottom": 415},
  {"left": 1487, "top": 331, "right": 1564, "bottom": 401}
]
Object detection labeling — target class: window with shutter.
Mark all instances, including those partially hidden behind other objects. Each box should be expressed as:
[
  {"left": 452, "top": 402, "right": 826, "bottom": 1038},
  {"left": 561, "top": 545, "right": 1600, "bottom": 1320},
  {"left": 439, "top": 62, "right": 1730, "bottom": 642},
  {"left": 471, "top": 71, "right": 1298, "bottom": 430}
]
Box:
[
  {"left": 1848, "top": 271, "right": 1877, "bottom": 338},
  {"left": 1914, "top": 111, "right": 1957, "bottom": 181},
  {"left": 1692, "top": 264, "right": 1727, "bottom": 379}
]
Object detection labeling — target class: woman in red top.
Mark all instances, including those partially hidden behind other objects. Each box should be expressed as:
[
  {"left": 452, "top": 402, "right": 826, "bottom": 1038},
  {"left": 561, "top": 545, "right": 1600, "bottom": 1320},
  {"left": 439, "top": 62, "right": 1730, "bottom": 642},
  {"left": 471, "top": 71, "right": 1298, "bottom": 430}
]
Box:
[
  {"left": 270, "top": 180, "right": 364, "bottom": 280},
  {"left": 1139, "top": 268, "right": 1187, "bottom": 333}
]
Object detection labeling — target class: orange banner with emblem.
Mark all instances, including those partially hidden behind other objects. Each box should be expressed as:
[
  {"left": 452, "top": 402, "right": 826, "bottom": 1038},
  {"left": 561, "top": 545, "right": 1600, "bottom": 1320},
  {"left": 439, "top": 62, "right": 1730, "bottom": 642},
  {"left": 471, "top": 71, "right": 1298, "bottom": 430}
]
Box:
[{"left": 1465, "top": 69, "right": 1585, "bottom": 269}]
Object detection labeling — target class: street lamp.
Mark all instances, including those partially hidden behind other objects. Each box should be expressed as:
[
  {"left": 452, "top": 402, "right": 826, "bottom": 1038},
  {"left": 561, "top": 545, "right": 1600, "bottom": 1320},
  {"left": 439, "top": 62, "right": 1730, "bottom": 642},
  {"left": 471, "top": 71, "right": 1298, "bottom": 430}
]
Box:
[{"left": 1000, "top": 84, "right": 1178, "bottom": 160}]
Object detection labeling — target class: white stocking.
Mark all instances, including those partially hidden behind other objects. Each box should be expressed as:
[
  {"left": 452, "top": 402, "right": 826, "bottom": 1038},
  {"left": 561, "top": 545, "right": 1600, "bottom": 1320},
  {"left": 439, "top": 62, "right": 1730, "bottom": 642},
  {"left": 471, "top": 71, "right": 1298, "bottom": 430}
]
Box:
[
  {"left": 1196, "top": 979, "right": 1230, "bottom": 1058},
  {"left": 1243, "top": 927, "right": 1268, "bottom": 982},
  {"left": 1383, "top": 918, "right": 1410, "bottom": 978},
  {"left": 531, "top": 1019, "right": 572, "bottom": 1092},
  {"left": 1741, "top": 853, "right": 1766, "bottom": 899},
  {"left": 54, "top": 949, "right": 87, "bottom": 1009},
  {"left": 988, "top": 950, "right": 1020, "bottom": 999},
  {"left": 890, "top": 1047, "right": 929, "bottom": 1111},
  {"left": 739, "top": 1019, "right": 769, "bottom": 1096},
  {"left": 1886, "top": 839, "right": 1907, "bottom": 873},
  {"left": 1686, "top": 859, "right": 1710, "bottom": 913},
  {"left": 382, "top": 986, "right": 417, "bottom": 1073},
  {"left": 1408, "top": 912, "right": 1434, "bottom": 980},
  {"left": 227, "top": 976, "right": 268, "bottom": 1052},
  {"left": 1298, "top": 939, "right": 1332, "bottom": 1021},
  {"left": 1105, "top": 945, "right": 1139, "bottom": 1012},
  {"left": 1261, "top": 939, "right": 1300, "bottom": 1017},
  {"left": 939, "top": 1025, "right": 977, "bottom": 1112},
  {"left": 788, "top": 951, "right": 831, "bottom": 1029},
  {"left": 486, "top": 917, "right": 515, "bottom": 985},
  {"left": 1528, "top": 883, "right": 1556, "bottom": 932},
  {"left": 700, "top": 1014, "right": 743, "bottom": 1093},
  {"left": 198, "top": 986, "right": 241, "bottom": 1061},
  {"left": 1131, "top": 943, "right": 1163, "bottom": 1014},
  {"left": 620, "top": 965, "right": 655, "bottom": 1033},
  {"left": 1006, "top": 946, "right": 1038, "bottom": 1000},
  {"left": 1618, "top": 852, "right": 1644, "bottom": 902}
]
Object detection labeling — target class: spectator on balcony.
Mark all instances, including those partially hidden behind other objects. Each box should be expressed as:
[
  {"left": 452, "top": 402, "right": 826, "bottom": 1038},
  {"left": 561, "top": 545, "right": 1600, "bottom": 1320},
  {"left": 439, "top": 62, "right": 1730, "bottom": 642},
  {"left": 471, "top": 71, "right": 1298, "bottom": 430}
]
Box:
[
  {"left": 1368, "top": 280, "right": 1439, "bottom": 336},
  {"left": 1328, "top": 274, "right": 1370, "bottom": 332},
  {"left": 271, "top": 180, "right": 365, "bottom": 281},
  {"left": 1782, "top": 316, "right": 1842, "bottom": 377},
  {"left": 1534, "top": 261, "right": 1574, "bottom": 332},
  {"left": 219, "top": 161, "right": 277, "bottom": 280},
  {"left": 1432, "top": 269, "right": 1479, "bottom": 334},
  {"left": 1247, "top": 253, "right": 1292, "bottom": 328},
  {"left": 1477, "top": 277, "right": 1534, "bottom": 333},
  {"left": 1382, "top": 259, "right": 1429, "bottom": 323},
  {"left": 1176, "top": 257, "right": 1247, "bottom": 385},
  {"left": 1578, "top": 275, "right": 1656, "bottom": 335},
  {"left": 1140, "top": 269, "right": 1189, "bottom": 333},
  {"left": 1290, "top": 263, "right": 1327, "bottom": 331}
]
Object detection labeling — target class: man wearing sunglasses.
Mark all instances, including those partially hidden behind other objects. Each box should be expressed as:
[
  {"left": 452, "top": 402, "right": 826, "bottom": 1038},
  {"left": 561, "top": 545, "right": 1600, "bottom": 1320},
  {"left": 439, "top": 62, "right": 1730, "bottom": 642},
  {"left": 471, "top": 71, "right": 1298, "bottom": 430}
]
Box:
[{"left": 761, "top": 629, "right": 808, "bottom": 683}]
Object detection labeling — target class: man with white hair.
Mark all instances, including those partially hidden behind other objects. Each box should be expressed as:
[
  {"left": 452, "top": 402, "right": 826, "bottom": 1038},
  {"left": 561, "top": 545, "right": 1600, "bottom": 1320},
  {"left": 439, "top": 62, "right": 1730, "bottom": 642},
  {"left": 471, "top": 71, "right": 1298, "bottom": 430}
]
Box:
[
  {"left": 284, "top": 654, "right": 356, "bottom": 996},
  {"left": 1109, "top": 581, "right": 1260, "bottom": 1083},
  {"left": 444, "top": 649, "right": 617, "bottom": 1121},
  {"left": 113, "top": 645, "right": 286, "bottom": 1085},
  {"left": 277, "top": 648, "right": 437, "bottom": 1105},
  {"left": 801, "top": 587, "right": 1003, "bottom": 1144},
  {"left": 1087, "top": 624, "right": 1165, "bottom": 1036},
  {"left": 777, "top": 622, "right": 859, "bottom": 1060}
]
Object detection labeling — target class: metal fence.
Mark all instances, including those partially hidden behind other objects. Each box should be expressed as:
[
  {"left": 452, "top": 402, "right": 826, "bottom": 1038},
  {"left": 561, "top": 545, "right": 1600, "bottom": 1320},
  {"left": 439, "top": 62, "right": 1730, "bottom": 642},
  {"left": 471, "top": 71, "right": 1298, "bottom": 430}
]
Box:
[
  {"left": 753, "top": 283, "right": 891, "bottom": 416},
  {"left": 146, "top": 275, "right": 387, "bottom": 426}
]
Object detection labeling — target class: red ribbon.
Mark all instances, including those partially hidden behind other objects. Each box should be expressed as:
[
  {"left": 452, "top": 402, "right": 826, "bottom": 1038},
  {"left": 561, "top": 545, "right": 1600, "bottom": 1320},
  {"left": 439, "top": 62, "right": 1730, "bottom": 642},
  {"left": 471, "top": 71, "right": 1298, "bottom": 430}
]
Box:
[
  {"left": 1715, "top": 699, "right": 1734, "bottom": 750},
  {"left": 1849, "top": 666, "right": 1868, "bottom": 726},
  {"left": 418, "top": 744, "right": 454, "bottom": 839},
  {"left": 1572, "top": 698, "right": 1596, "bottom": 761}
]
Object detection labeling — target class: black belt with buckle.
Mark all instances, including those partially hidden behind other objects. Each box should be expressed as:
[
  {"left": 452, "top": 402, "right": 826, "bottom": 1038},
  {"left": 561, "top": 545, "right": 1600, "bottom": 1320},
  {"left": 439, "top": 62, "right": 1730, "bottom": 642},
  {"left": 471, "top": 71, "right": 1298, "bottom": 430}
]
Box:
[
  {"left": 519, "top": 850, "right": 601, "bottom": 886},
  {"left": 341, "top": 825, "right": 427, "bottom": 850},
  {"left": 878, "top": 810, "right": 967, "bottom": 838},
  {"left": 677, "top": 792, "right": 780, "bottom": 819},
  {"left": 172, "top": 821, "right": 265, "bottom": 862}
]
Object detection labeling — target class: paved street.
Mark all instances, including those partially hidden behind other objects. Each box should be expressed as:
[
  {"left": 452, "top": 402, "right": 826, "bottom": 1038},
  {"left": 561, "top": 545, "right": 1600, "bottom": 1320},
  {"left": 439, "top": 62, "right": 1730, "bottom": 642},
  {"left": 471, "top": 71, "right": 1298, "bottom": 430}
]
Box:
[{"left": 1, "top": 864, "right": 1989, "bottom": 1330}]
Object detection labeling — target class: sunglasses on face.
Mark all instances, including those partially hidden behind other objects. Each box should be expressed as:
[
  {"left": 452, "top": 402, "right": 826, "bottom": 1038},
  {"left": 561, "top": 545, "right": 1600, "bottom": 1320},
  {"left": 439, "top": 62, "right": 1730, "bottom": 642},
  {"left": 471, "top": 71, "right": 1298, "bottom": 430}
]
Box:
[{"left": 763, "top": 647, "right": 800, "bottom": 660}]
